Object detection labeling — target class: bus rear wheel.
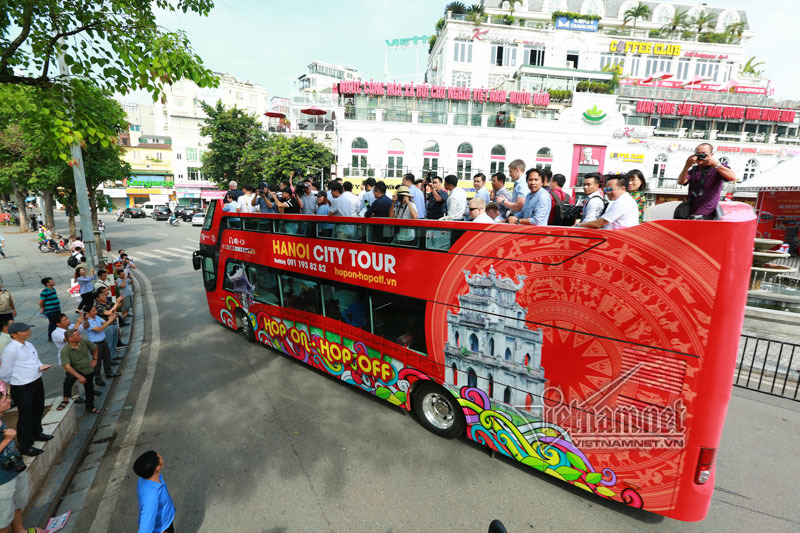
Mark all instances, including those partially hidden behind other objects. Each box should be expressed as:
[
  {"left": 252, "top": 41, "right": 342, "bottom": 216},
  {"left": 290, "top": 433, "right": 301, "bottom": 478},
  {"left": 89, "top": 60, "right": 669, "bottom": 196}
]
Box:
[
  {"left": 412, "top": 382, "right": 465, "bottom": 439},
  {"left": 238, "top": 311, "right": 255, "bottom": 343}
]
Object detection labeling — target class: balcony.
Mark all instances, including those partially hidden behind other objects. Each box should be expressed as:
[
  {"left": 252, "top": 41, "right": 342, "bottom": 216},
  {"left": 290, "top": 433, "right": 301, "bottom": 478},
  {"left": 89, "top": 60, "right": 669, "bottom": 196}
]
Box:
[
  {"left": 489, "top": 113, "right": 514, "bottom": 128},
  {"left": 344, "top": 107, "right": 376, "bottom": 121},
  {"left": 296, "top": 119, "right": 334, "bottom": 131},
  {"left": 342, "top": 167, "right": 376, "bottom": 178},
  {"left": 418, "top": 112, "right": 448, "bottom": 125},
  {"left": 453, "top": 113, "right": 482, "bottom": 127}
]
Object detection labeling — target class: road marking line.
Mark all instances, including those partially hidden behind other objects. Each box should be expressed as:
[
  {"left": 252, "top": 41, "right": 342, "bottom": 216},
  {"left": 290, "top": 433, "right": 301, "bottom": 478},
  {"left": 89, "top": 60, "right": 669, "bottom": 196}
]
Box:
[
  {"left": 129, "top": 250, "right": 174, "bottom": 262},
  {"left": 129, "top": 257, "right": 155, "bottom": 266},
  {"left": 186, "top": 239, "right": 197, "bottom": 243},
  {"left": 156, "top": 233, "right": 168, "bottom": 236},
  {"left": 152, "top": 249, "right": 189, "bottom": 258},
  {"left": 91, "top": 269, "right": 160, "bottom": 532},
  {"left": 167, "top": 247, "right": 194, "bottom": 255},
  {"left": 179, "top": 246, "right": 198, "bottom": 252}
]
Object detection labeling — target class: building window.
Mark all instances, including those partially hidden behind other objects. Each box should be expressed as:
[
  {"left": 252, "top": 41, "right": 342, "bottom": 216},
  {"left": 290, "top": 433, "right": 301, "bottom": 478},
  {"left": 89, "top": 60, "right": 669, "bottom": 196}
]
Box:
[
  {"left": 525, "top": 46, "right": 545, "bottom": 67},
  {"left": 718, "top": 156, "right": 730, "bottom": 167},
  {"left": 187, "top": 168, "right": 202, "bottom": 181},
  {"left": 490, "top": 145, "right": 506, "bottom": 175},
  {"left": 352, "top": 137, "right": 368, "bottom": 150},
  {"left": 176, "top": 153, "right": 182, "bottom": 160},
  {"left": 491, "top": 43, "right": 517, "bottom": 67},
  {"left": 173, "top": 97, "right": 185, "bottom": 108},
  {"left": 456, "top": 142, "right": 472, "bottom": 180},
  {"left": 676, "top": 58, "right": 690, "bottom": 80},
  {"left": 653, "top": 4, "right": 674, "bottom": 25},
  {"left": 422, "top": 140, "right": 439, "bottom": 177},
  {"left": 695, "top": 60, "right": 720, "bottom": 81},
  {"left": 600, "top": 53, "right": 624, "bottom": 71},
  {"left": 653, "top": 153, "right": 668, "bottom": 179},
  {"left": 452, "top": 71, "right": 471, "bottom": 88},
  {"left": 386, "top": 139, "right": 405, "bottom": 178},
  {"left": 454, "top": 40, "right": 472, "bottom": 62},
  {"left": 536, "top": 146, "right": 553, "bottom": 170},
  {"left": 743, "top": 158, "right": 759, "bottom": 181},
  {"left": 581, "top": 0, "right": 602, "bottom": 16},
  {"left": 186, "top": 148, "right": 198, "bottom": 162}
]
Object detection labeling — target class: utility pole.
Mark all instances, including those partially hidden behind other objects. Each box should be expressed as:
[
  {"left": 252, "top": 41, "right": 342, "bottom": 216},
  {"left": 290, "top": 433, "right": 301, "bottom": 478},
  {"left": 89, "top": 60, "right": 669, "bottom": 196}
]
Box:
[{"left": 57, "top": 42, "right": 98, "bottom": 272}]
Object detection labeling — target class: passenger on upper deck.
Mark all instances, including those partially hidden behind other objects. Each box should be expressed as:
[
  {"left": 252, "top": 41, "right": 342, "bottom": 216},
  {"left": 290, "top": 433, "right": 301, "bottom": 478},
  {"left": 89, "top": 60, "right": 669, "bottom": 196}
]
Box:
[
  {"left": 442, "top": 175, "right": 466, "bottom": 221},
  {"left": 390, "top": 186, "right": 418, "bottom": 220},
  {"left": 469, "top": 198, "right": 494, "bottom": 223},
  {"left": 342, "top": 182, "right": 360, "bottom": 215},
  {"left": 490, "top": 172, "right": 511, "bottom": 220},
  {"left": 401, "top": 173, "right": 426, "bottom": 219},
  {"left": 425, "top": 176, "right": 448, "bottom": 220},
  {"left": 252, "top": 183, "right": 276, "bottom": 214},
  {"left": 497, "top": 159, "right": 526, "bottom": 215},
  {"left": 358, "top": 178, "right": 376, "bottom": 215},
  {"left": 579, "top": 173, "right": 605, "bottom": 224},
  {"left": 227, "top": 180, "right": 243, "bottom": 200},
  {"left": 269, "top": 187, "right": 300, "bottom": 214},
  {"left": 577, "top": 175, "right": 639, "bottom": 230},
  {"left": 507, "top": 168, "right": 550, "bottom": 226},
  {"left": 300, "top": 183, "right": 318, "bottom": 215},
  {"left": 236, "top": 185, "right": 256, "bottom": 214},
  {"left": 485, "top": 202, "right": 502, "bottom": 222},
  {"left": 222, "top": 193, "right": 238, "bottom": 213},
  {"left": 677, "top": 143, "right": 737, "bottom": 219},
  {"left": 364, "top": 181, "right": 391, "bottom": 218},
  {"left": 328, "top": 182, "right": 352, "bottom": 217}
]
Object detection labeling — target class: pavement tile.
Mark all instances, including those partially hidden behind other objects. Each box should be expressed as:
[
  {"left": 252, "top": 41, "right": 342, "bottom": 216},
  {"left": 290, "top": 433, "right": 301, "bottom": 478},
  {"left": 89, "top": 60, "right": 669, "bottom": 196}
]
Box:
[
  {"left": 87, "top": 441, "right": 110, "bottom": 456},
  {"left": 91, "top": 425, "right": 116, "bottom": 443},
  {"left": 77, "top": 450, "right": 106, "bottom": 472},
  {"left": 67, "top": 466, "right": 98, "bottom": 493}
]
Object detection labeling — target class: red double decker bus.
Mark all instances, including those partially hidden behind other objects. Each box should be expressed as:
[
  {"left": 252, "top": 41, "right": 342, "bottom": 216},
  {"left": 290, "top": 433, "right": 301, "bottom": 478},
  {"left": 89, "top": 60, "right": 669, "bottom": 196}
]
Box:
[{"left": 193, "top": 199, "right": 755, "bottom": 521}]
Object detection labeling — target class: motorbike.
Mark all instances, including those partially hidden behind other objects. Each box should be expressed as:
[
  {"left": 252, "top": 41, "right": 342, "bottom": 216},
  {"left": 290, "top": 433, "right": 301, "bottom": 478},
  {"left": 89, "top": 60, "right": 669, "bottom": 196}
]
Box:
[
  {"left": 38, "top": 234, "right": 69, "bottom": 253},
  {"left": 167, "top": 217, "right": 180, "bottom": 227},
  {"left": 116, "top": 213, "right": 125, "bottom": 222}
]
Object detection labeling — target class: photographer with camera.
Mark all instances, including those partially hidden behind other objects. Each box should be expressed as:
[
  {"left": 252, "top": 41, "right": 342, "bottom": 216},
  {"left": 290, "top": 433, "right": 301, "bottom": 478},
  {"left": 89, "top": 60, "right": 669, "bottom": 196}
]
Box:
[
  {"left": 0, "top": 381, "right": 44, "bottom": 533},
  {"left": 251, "top": 183, "right": 276, "bottom": 214},
  {"left": 677, "top": 143, "right": 736, "bottom": 219}
]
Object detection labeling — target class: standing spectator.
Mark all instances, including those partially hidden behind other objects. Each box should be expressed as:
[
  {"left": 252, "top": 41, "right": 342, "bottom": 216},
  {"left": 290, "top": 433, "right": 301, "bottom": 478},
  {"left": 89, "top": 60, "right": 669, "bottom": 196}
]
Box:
[
  {"left": 364, "top": 181, "right": 392, "bottom": 218},
  {"left": 300, "top": 184, "right": 318, "bottom": 215},
  {"left": 119, "top": 254, "right": 137, "bottom": 279},
  {"left": 315, "top": 193, "right": 334, "bottom": 237},
  {"left": 442, "top": 175, "right": 466, "bottom": 221},
  {"left": 473, "top": 173, "right": 490, "bottom": 204},
  {"left": 401, "top": 173, "right": 426, "bottom": 218},
  {"left": 328, "top": 182, "right": 352, "bottom": 217},
  {"left": 0, "top": 282, "right": 16, "bottom": 323},
  {"left": 498, "top": 159, "right": 527, "bottom": 215},
  {"left": 0, "top": 320, "right": 11, "bottom": 354},
  {"left": 39, "top": 278, "right": 61, "bottom": 341},
  {"left": 269, "top": 187, "right": 300, "bottom": 214},
  {"left": 626, "top": 169, "right": 648, "bottom": 223},
  {"left": 508, "top": 168, "right": 551, "bottom": 226},
  {"left": 36, "top": 213, "right": 43, "bottom": 227},
  {"left": 0, "top": 234, "right": 5, "bottom": 258},
  {"left": 0, "top": 323, "right": 53, "bottom": 456},
  {"left": 221, "top": 193, "right": 238, "bottom": 213},
  {"left": 53, "top": 313, "right": 89, "bottom": 410},
  {"left": 236, "top": 185, "right": 256, "bottom": 214},
  {"left": 490, "top": 173, "right": 511, "bottom": 220},
  {"left": 579, "top": 173, "right": 605, "bottom": 224},
  {"left": 251, "top": 184, "right": 276, "bottom": 214},
  {"left": 677, "top": 143, "right": 736, "bottom": 219},
  {"left": 550, "top": 174, "right": 571, "bottom": 203},
  {"left": 94, "top": 288, "right": 126, "bottom": 359},
  {"left": 94, "top": 269, "right": 114, "bottom": 299},
  {"left": 75, "top": 266, "right": 97, "bottom": 313},
  {"left": 342, "top": 182, "right": 360, "bottom": 215},
  {"left": 29, "top": 215, "right": 37, "bottom": 232},
  {"left": 577, "top": 175, "right": 640, "bottom": 230},
  {"left": 82, "top": 305, "right": 120, "bottom": 387},
  {"left": 69, "top": 235, "right": 84, "bottom": 253},
  {"left": 358, "top": 178, "right": 376, "bottom": 215},
  {"left": 60, "top": 328, "right": 99, "bottom": 414},
  {"left": 469, "top": 198, "right": 494, "bottom": 223},
  {"left": 0, "top": 381, "right": 46, "bottom": 533},
  {"left": 389, "top": 186, "right": 418, "bottom": 220},
  {"left": 227, "top": 180, "right": 243, "bottom": 200},
  {"left": 425, "top": 176, "right": 448, "bottom": 220},
  {"left": 134, "top": 450, "right": 176, "bottom": 533},
  {"left": 116, "top": 271, "right": 134, "bottom": 322}
]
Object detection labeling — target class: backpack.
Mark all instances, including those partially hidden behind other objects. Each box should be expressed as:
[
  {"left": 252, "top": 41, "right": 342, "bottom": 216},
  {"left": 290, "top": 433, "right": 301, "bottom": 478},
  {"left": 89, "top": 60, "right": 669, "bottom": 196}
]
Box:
[
  {"left": 67, "top": 255, "right": 79, "bottom": 268},
  {"left": 547, "top": 190, "right": 581, "bottom": 226},
  {"left": 576, "top": 195, "right": 609, "bottom": 222}
]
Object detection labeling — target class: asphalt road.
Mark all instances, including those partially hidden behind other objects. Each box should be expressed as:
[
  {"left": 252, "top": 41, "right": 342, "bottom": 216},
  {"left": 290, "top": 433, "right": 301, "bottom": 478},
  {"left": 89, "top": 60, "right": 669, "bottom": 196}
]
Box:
[{"left": 67, "top": 215, "right": 800, "bottom": 532}]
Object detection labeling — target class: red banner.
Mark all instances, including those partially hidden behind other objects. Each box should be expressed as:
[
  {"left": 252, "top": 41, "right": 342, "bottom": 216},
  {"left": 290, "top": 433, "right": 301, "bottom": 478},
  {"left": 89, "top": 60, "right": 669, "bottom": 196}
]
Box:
[{"left": 635, "top": 100, "right": 795, "bottom": 123}]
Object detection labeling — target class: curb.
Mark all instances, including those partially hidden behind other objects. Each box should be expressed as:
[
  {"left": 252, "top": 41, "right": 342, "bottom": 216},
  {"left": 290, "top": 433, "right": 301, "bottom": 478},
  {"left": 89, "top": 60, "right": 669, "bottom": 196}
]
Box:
[{"left": 23, "top": 270, "right": 146, "bottom": 528}]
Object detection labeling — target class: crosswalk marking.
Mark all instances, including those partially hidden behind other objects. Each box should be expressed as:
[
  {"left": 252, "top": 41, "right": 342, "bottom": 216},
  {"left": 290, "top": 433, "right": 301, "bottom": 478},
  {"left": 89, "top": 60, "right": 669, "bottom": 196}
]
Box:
[
  {"left": 130, "top": 250, "right": 174, "bottom": 262},
  {"left": 154, "top": 249, "right": 189, "bottom": 258},
  {"left": 167, "top": 247, "right": 194, "bottom": 255},
  {"left": 186, "top": 239, "right": 197, "bottom": 243},
  {"left": 131, "top": 257, "right": 155, "bottom": 266},
  {"left": 180, "top": 245, "right": 197, "bottom": 251}
]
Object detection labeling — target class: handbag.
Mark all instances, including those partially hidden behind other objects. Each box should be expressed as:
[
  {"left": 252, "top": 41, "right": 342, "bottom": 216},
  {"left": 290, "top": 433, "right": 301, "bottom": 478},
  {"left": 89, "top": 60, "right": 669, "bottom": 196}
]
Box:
[{"left": 674, "top": 200, "right": 691, "bottom": 220}]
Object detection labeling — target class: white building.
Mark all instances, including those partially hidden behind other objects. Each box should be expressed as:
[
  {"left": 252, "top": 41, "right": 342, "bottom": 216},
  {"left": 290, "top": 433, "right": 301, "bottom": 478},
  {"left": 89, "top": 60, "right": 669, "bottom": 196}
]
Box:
[{"left": 328, "top": 1, "right": 798, "bottom": 205}]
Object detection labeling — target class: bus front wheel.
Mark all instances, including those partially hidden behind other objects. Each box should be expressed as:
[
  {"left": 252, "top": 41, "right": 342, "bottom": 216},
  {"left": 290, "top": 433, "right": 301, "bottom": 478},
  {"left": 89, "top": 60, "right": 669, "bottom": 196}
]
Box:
[{"left": 412, "top": 382, "right": 465, "bottom": 439}]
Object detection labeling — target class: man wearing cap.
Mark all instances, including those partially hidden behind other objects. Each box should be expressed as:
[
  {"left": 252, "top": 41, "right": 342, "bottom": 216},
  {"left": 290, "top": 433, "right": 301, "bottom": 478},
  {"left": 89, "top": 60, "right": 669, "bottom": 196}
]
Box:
[
  {"left": 0, "top": 323, "right": 53, "bottom": 456},
  {"left": 401, "top": 173, "right": 426, "bottom": 218}
]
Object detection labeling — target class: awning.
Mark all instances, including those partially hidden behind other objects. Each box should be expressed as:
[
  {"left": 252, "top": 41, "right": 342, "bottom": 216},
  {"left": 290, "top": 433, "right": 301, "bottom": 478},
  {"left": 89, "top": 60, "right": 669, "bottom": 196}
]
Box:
[
  {"left": 200, "top": 190, "right": 226, "bottom": 199},
  {"left": 736, "top": 157, "right": 800, "bottom": 192}
]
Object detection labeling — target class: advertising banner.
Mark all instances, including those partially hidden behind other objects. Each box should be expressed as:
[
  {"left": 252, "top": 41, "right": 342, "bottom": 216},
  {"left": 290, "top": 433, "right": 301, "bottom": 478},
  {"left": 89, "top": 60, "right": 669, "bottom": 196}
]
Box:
[
  {"left": 556, "top": 17, "right": 599, "bottom": 32},
  {"left": 571, "top": 145, "right": 606, "bottom": 188},
  {"left": 756, "top": 191, "right": 800, "bottom": 247}
]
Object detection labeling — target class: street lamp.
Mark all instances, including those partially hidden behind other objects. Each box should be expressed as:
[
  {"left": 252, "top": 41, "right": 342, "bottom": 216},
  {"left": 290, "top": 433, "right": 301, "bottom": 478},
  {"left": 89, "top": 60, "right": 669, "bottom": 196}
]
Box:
[{"left": 307, "top": 166, "right": 324, "bottom": 189}]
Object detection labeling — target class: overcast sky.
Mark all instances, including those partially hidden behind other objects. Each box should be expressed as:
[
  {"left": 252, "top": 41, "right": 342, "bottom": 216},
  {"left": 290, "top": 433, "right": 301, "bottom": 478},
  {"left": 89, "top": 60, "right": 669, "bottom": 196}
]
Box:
[{"left": 133, "top": 0, "right": 798, "bottom": 102}]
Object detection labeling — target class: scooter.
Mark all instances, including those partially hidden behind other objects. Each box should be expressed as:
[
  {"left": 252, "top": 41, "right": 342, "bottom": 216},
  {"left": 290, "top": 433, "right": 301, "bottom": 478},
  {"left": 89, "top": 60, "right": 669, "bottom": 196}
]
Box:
[
  {"left": 167, "top": 217, "right": 180, "bottom": 227},
  {"left": 116, "top": 213, "right": 125, "bottom": 222},
  {"left": 38, "top": 234, "right": 68, "bottom": 253}
]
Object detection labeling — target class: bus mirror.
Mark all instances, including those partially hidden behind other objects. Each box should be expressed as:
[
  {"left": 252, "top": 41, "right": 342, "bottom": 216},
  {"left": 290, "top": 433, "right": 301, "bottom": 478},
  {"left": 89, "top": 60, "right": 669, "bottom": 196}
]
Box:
[{"left": 192, "top": 251, "right": 203, "bottom": 271}]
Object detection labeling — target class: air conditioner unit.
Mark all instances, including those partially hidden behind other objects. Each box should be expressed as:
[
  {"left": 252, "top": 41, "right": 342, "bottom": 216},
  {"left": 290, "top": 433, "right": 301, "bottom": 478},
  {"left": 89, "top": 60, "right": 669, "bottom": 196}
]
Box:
[
  {"left": 620, "top": 104, "right": 634, "bottom": 114},
  {"left": 325, "top": 134, "right": 332, "bottom": 139},
  {"left": 565, "top": 61, "right": 575, "bottom": 69}
]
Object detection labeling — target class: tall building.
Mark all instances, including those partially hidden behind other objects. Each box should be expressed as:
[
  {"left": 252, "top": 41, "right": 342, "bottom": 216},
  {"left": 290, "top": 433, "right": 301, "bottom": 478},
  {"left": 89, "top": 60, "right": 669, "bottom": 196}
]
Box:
[{"left": 328, "top": 1, "right": 798, "bottom": 207}]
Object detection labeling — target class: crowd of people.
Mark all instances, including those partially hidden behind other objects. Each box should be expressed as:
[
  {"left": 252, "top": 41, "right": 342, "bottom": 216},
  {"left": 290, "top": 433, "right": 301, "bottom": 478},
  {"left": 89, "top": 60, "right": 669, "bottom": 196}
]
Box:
[{"left": 214, "top": 143, "right": 732, "bottom": 230}]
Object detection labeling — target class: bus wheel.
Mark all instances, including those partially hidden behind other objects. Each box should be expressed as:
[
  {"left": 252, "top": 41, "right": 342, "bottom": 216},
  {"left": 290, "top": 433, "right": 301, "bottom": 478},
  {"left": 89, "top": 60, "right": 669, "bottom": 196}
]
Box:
[
  {"left": 238, "top": 311, "right": 255, "bottom": 343},
  {"left": 412, "top": 382, "right": 465, "bottom": 439}
]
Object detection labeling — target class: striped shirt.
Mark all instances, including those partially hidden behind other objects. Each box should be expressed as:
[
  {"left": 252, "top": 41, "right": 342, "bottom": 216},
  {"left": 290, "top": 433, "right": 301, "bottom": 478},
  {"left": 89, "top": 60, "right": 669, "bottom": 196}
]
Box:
[{"left": 40, "top": 287, "right": 61, "bottom": 314}]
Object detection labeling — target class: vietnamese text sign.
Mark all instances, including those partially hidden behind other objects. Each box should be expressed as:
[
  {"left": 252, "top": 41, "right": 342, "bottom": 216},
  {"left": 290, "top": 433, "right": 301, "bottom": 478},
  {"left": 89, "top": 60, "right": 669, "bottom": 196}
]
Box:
[
  {"left": 334, "top": 80, "right": 549, "bottom": 106},
  {"left": 635, "top": 100, "right": 796, "bottom": 123}
]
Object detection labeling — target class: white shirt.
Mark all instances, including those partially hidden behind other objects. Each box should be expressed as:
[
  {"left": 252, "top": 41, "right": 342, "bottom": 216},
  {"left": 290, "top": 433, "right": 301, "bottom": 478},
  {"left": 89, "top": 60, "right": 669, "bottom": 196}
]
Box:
[
  {"left": 581, "top": 191, "right": 605, "bottom": 223},
  {"left": 52, "top": 327, "right": 67, "bottom": 365},
  {"left": 472, "top": 212, "right": 495, "bottom": 223},
  {"left": 237, "top": 193, "right": 255, "bottom": 214},
  {"left": 71, "top": 239, "right": 84, "bottom": 252},
  {"left": 601, "top": 192, "right": 640, "bottom": 230},
  {"left": 444, "top": 188, "right": 467, "bottom": 220},
  {"left": 329, "top": 194, "right": 353, "bottom": 217},
  {"left": 0, "top": 339, "right": 44, "bottom": 385},
  {"left": 343, "top": 191, "right": 360, "bottom": 215}
]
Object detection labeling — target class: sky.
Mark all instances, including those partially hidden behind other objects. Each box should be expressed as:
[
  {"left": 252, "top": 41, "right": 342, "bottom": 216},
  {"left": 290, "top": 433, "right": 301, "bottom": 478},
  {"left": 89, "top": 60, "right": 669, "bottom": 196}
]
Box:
[{"left": 131, "top": 0, "right": 800, "bottom": 103}]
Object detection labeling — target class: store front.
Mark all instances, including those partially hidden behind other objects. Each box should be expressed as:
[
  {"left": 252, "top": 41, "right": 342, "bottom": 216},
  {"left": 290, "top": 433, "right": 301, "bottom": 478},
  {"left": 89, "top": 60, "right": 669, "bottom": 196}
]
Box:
[{"left": 126, "top": 188, "right": 175, "bottom": 207}]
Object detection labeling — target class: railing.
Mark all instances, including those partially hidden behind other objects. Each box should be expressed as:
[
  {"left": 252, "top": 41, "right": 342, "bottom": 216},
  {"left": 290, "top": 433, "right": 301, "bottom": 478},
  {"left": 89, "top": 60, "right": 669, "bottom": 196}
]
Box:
[
  {"left": 735, "top": 336, "right": 800, "bottom": 401},
  {"left": 418, "top": 112, "right": 448, "bottom": 125},
  {"left": 618, "top": 85, "right": 771, "bottom": 107},
  {"left": 344, "top": 108, "right": 376, "bottom": 121},
  {"left": 654, "top": 177, "right": 681, "bottom": 190},
  {"left": 341, "top": 167, "right": 376, "bottom": 177}
]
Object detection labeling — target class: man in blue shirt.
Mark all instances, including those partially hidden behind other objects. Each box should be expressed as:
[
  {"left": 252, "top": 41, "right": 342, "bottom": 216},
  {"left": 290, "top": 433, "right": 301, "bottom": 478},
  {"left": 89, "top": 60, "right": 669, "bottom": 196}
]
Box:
[
  {"left": 364, "top": 181, "right": 392, "bottom": 218},
  {"left": 401, "top": 173, "right": 426, "bottom": 218},
  {"left": 82, "top": 305, "right": 119, "bottom": 387},
  {"left": 508, "top": 168, "right": 551, "bottom": 226},
  {"left": 134, "top": 450, "right": 176, "bottom": 533},
  {"left": 496, "top": 159, "right": 527, "bottom": 216}
]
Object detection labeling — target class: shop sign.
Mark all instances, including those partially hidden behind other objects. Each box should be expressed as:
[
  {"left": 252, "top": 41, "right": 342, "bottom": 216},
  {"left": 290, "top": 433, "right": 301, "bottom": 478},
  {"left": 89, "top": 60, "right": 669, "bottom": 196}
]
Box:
[
  {"left": 334, "top": 80, "right": 549, "bottom": 106},
  {"left": 609, "top": 40, "right": 681, "bottom": 56},
  {"left": 582, "top": 105, "right": 607, "bottom": 124},
  {"left": 128, "top": 180, "right": 174, "bottom": 188},
  {"left": 613, "top": 126, "right": 654, "bottom": 138},
  {"left": 635, "top": 100, "right": 796, "bottom": 123},
  {"left": 385, "top": 35, "right": 430, "bottom": 47},
  {"left": 126, "top": 188, "right": 172, "bottom": 195},
  {"left": 609, "top": 152, "right": 645, "bottom": 163},
  {"left": 556, "top": 17, "right": 598, "bottom": 32},
  {"left": 684, "top": 51, "right": 729, "bottom": 60}
]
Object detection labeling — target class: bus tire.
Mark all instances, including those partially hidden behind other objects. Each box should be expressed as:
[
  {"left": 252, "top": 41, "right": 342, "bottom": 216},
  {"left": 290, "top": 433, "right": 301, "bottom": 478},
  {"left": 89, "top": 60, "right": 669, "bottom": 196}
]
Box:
[
  {"left": 238, "top": 311, "right": 255, "bottom": 343},
  {"left": 412, "top": 381, "right": 465, "bottom": 439}
]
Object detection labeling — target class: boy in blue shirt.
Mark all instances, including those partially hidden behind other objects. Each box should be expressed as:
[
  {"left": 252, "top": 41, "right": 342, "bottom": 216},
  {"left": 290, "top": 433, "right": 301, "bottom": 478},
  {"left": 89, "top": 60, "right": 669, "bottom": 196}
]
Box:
[{"left": 134, "top": 450, "right": 176, "bottom": 533}]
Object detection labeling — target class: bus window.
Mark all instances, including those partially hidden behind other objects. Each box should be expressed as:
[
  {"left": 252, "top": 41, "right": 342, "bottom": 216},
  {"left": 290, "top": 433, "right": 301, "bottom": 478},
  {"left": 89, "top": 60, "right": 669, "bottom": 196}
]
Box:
[
  {"left": 370, "top": 291, "right": 427, "bottom": 354},
  {"left": 365, "top": 225, "right": 394, "bottom": 244},
  {"left": 202, "top": 256, "right": 217, "bottom": 291},
  {"left": 225, "top": 217, "right": 242, "bottom": 230},
  {"left": 334, "top": 223, "right": 363, "bottom": 242},
  {"left": 280, "top": 274, "right": 321, "bottom": 315},
  {"left": 275, "top": 220, "right": 304, "bottom": 236},
  {"left": 222, "top": 260, "right": 239, "bottom": 292},
  {"left": 321, "top": 283, "right": 368, "bottom": 331},
  {"left": 202, "top": 199, "right": 217, "bottom": 231},
  {"left": 316, "top": 220, "right": 335, "bottom": 239},
  {"left": 248, "top": 265, "right": 280, "bottom": 305},
  {"left": 426, "top": 229, "right": 452, "bottom": 251},
  {"left": 393, "top": 226, "right": 419, "bottom": 247},
  {"left": 243, "top": 218, "right": 273, "bottom": 232}
]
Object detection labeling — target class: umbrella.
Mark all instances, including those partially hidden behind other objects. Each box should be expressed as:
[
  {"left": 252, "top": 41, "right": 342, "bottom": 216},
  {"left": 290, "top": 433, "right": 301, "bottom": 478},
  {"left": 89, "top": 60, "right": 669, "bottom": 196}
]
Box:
[
  {"left": 264, "top": 111, "right": 285, "bottom": 118},
  {"left": 301, "top": 106, "right": 327, "bottom": 116},
  {"left": 682, "top": 76, "right": 712, "bottom": 88},
  {"left": 641, "top": 72, "right": 673, "bottom": 85},
  {"left": 715, "top": 79, "right": 740, "bottom": 92}
]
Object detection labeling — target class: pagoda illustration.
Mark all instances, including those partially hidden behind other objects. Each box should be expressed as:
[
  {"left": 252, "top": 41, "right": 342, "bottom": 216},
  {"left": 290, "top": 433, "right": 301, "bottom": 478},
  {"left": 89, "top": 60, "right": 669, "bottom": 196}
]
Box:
[{"left": 444, "top": 266, "right": 546, "bottom": 415}]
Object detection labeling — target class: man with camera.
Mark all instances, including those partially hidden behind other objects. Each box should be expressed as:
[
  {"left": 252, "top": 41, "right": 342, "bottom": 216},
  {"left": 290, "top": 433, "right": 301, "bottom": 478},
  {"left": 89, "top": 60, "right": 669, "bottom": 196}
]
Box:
[
  {"left": 0, "top": 323, "right": 53, "bottom": 457},
  {"left": 251, "top": 183, "right": 276, "bottom": 214},
  {"left": 0, "top": 381, "right": 44, "bottom": 533},
  {"left": 677, "top": 143, "right": 737, "bottom": 219}
]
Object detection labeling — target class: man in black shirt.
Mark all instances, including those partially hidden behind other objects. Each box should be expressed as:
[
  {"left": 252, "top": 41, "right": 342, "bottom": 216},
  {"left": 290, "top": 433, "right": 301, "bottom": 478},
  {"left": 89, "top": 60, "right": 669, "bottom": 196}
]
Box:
[
  {"left": 425, "top": 175, "right": 448, "bottom": 219},
  {"left": 269, "top": 187, "right": 300, "bottom": 214},
  {"left": 227, "top": 180, "right": 243, "bottom": 200},
  {"left": 364, "top": 181, "right": 392, "bottom": 218}
]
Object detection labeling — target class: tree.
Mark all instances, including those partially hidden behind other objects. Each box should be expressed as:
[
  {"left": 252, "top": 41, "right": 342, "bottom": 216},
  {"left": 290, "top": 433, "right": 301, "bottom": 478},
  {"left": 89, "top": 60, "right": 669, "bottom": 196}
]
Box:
[
  {"left": 623, "top": 4, "right": 651, "bottom": 31},
  {"left": 261, "top": 136, "right": 334, "bottom": 186},
  {"left": 0, "top": 0, "right": 218, "bottom": 159},
  {"left": 660, "top": 9, "right": 689, "bottom": 38},
  {"left": 466, "top": 4, "right": 484, "bottom": 25},
  {"left": 741, "top": 56, "right": 765, "bottom": 77},
  {"left": 690, "top": 11, "right": 717, "bottom": 34},
  {"left": 499, "top": 0, "right": 524, "bottom": 16},
  {"left": 724, "top": 21, "right": 746, "bottom": 43},
  {"left": 199, "top": 101, "right": 263, "bottom": 186},
  {"left": 444, "top": 2, "right": 467, "bottom": 15}
]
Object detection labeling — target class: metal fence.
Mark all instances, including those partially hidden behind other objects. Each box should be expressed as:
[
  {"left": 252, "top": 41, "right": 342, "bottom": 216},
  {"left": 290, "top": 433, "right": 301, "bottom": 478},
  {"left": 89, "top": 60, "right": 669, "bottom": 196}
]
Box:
[{"left": 734, "top": 335, "right": 800, "bottom": 400}]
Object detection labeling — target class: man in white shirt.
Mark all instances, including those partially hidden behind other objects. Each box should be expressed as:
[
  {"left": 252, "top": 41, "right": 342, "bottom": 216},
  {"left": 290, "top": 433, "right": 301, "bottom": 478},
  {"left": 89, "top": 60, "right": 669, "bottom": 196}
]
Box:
[
  {"left": 236, "top": 185, "right": 256, "bottom": 214},
  {"left": 0, "top": 322, "right": 53, "bottom": 455},
  {"left": 342, "top": 182, "right": 360, "bottom": 215},
  {"left": 442, "top": 175, "right": 466, "bottom": 220},
  {"left": 579, "top": 173, "right": 606, "bottom": 224},
  {"left": 469, "top": 198, "right": 494, "bottom": 223},
  {"left": 473, "top": 173, "right": 491, "bottom": 204},
  {"left": 577, "top": 175, "right": 640, "bottom": 230}
]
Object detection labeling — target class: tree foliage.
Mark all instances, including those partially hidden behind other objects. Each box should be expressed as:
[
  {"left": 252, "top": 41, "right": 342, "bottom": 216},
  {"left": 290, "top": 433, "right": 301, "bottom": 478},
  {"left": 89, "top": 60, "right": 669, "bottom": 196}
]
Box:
[
  {"left": 623, "top": 4, "right": 651, "bottom": 30},
  {"left": 199, "top": 101, "right": 263, "bottom": 185}
]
